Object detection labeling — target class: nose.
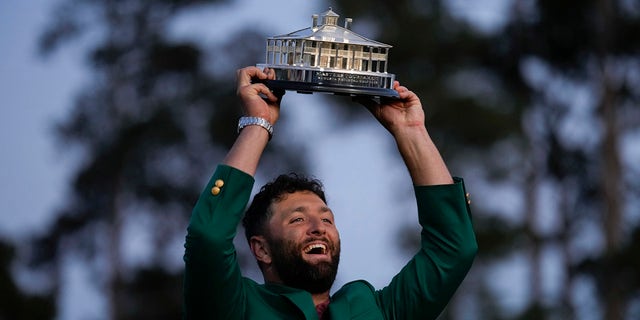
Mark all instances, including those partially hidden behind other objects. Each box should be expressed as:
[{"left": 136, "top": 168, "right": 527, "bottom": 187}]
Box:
[{"left": 308, "top": 217, "right": 326, "bottom": 235}]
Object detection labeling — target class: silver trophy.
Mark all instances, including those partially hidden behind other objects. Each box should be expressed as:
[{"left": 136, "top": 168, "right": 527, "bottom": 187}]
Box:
[{"left": 257, "top": 8, "right": 398, "bottom": 98}]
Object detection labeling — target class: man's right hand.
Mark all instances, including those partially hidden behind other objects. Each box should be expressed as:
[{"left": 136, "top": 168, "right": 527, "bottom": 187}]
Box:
[
  {"left": 236, "top": 66, "right": 283, "bottom": 125},
  {"left": 223, "top": 67, "right": 284, "bottom": 176}
]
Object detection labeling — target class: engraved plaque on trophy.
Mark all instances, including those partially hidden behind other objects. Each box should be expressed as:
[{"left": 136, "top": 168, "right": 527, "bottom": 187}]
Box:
[{"left": 257, "top": 8, "right": 399, "bottom": 98}]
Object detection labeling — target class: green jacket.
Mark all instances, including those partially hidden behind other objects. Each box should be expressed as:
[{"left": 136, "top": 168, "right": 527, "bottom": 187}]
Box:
[{"left": 183, "top": 165, "right": 477, "bottom": 319}]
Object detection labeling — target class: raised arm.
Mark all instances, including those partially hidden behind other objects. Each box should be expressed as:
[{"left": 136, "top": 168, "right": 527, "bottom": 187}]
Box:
[
  {"left": 359, "top": 81, "right": 452, "bottom": 186},
  {"left": 358, "top": 82, "right": 477, "bottom": 319},
  {"left": 183, "top": 67, "right": 283, "bottom": 319},
  {"left": 223, "top": 66, "right": 283, "bottom": 176}
]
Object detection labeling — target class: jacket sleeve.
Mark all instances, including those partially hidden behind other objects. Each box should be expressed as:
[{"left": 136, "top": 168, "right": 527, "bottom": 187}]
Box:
[
  {"left": 183, "top": 164, "right": 255, "bottom": 319},
  {"left": 375, "top": 177, "right": 478, "bottom": 320}
]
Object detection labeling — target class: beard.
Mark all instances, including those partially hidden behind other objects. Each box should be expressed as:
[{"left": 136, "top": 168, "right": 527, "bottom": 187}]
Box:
[{"left": 266, "top": 235, "right": 340, "bottom": 294}]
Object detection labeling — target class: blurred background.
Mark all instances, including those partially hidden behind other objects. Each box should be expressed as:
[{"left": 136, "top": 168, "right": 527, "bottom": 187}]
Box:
[{"left": 1, "top": 0, "right": 639, "bottom": 319}]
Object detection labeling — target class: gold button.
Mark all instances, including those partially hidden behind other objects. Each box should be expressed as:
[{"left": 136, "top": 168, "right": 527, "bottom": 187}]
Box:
[
  {"left": 211, "top": 186, "right": 221, "bottom": 196},
  {"left": 466, "top": 193, "right": 471, "bottom": 205},
  {"left": 214, "top": 179, "right": 224, "bottom": 188}
]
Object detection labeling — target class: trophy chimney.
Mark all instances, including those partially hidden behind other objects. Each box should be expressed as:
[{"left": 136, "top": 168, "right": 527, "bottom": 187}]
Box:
[
  {"left": 344, "top": 18, "right": 353, "bottom": 30},
  {"left": 312, "top": 14, "right": 319, "bottom": 28}
]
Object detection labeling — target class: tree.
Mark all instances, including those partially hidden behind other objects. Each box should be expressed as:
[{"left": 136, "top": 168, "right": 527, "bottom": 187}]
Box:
[
  {"left": 330, "top": 0, "right": 640, "bottom": 318},
  {"left": 510, "top": 0, "right": 640, "bottom": 318},
  {"left": 19, "top": 0, "right": 640, "bottom": 318},
  {"left": 26, "top": 0, "right": 309, "bottom": 318},
  {"left": 0, "top": 239, "right": 55, "bottom": 319}
]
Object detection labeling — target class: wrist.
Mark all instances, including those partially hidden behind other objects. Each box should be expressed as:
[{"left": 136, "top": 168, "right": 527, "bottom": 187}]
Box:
[
  {"left": 237, "top": 116, "right": 274, "bottom": 140},
  {"left": 390, "top": 122, "right": 428, "bottom": 139}
]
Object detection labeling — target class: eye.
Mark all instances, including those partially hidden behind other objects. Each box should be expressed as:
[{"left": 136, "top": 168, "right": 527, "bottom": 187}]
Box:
[
  {"left": 290, "top": 217, "right": 304, "bottom": 224},
  {"left": 322, "top": 218, "right": 333, "bottom": 224}
]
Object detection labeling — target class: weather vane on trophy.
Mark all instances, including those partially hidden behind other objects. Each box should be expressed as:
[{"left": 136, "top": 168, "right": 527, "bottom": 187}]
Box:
[{"left": 257, "top": 8, "right": 399, "bottom": 98}]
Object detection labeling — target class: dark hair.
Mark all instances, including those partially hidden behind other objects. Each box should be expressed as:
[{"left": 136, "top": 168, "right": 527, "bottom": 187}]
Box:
[{"left": 242, "top": 173, "right": 326, "bottom": 242}]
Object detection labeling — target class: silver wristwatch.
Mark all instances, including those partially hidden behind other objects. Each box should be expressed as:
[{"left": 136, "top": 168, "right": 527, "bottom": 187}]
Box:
[{"left": 237, "top": 116, "right": 274, "bottom": 139}]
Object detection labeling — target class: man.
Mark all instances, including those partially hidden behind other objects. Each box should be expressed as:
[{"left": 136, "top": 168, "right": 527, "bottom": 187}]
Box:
[{"left": 183, "top": 66, "right": 477, "bottom": 319}]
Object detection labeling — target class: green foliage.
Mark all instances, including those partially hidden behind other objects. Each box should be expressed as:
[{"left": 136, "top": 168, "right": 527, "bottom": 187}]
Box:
[
  {"left": 331, "top": 0, "right": 640, "bottom": 318},
  {"left": 21, "top": 0, "right": 308, "bottom": 318},
  {"left": 114, "top": 268, "right": 183, "bottom": 319},
  {"left": 0, "top": 240, "right": 55, "bottom": 319},
  {"left": 5, "top": 0, "right": 638, "bottom": 318}
]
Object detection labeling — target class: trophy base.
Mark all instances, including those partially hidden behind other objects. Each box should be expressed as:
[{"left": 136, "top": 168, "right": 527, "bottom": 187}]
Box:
[
  {"left": 256, "top": 64, "right": 399, "bottom": 99},
  {"left": 262, "top": 80, "right": 400, "bottom": 98}
]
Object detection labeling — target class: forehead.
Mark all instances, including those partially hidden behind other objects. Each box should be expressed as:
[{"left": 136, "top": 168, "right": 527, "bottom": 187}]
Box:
[{"left": 270, "top": 191, "right": 330, "bottom": 215}]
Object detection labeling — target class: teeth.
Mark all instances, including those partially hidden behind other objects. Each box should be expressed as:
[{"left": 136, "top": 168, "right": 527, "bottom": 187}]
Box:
[{"left": 303, "top": 243, "right": 327, "bottom": 254}]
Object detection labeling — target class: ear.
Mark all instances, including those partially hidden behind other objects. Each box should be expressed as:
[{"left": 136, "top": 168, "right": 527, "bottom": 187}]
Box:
[{"left": 249, "top": 235, "right": 272, "bottom": 265}]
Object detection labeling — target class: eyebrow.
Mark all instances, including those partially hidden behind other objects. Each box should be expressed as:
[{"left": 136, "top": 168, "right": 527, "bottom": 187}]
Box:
[{"left": 288, "top": 205, "right": 333, "bottom": 215}]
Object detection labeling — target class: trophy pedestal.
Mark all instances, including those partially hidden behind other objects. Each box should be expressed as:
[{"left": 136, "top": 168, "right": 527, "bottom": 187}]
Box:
[{"left": 257, "top": 64, "right": 399, "bottom": 98}]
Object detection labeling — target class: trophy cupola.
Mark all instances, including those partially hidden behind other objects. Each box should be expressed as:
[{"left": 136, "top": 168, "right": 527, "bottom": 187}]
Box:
[{"left": 321, "top": 8, "right": 339, "bottom": 26}]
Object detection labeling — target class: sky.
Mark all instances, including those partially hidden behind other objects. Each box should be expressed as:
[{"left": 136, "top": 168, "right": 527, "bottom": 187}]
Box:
[
  {"left": 0, "top": 0, "right": 549, "bottom": 319},
  {"left": 1, "top": 0, "right": 86, "bottom": 239},
  {"left": 0, "top": 1, "right": 436, "bottom": 318}
]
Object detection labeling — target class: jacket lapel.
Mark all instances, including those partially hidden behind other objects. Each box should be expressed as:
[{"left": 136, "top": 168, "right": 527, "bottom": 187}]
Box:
[{"left": 266, "top": 284, "right": 319, "bottom": 320}]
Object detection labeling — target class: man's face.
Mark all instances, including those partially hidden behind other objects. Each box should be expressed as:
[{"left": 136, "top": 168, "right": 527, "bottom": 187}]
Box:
[{"left": 265, "top": 191, "right": 341, "bottom": 293}]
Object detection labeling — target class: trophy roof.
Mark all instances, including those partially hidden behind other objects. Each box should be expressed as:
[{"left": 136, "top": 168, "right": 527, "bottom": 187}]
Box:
[
  {"left": 270, "top": 26, "right": 391, "bottom": 48},
  {"left": 320, "top": 8, "right": 339, "bottom": 18},
  {"left": 269, "top": 8, "right": 392, "bottom": 48}
]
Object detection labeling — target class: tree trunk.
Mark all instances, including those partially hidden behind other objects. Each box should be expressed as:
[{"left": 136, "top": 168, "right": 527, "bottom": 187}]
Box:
[
  {"left": 524, "top": 163, "right": 542, "bottom": 307},
  {"left": 595, "top": 0, "right": 625, "bottom": 317},
  {"left": 599, "top": 61, "right": 624, "bottom": 320}
]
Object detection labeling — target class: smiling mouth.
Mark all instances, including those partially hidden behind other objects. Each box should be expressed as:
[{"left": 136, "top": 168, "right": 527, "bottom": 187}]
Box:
[{"left": 303, "top": 243, "right": 327, "bottom": 255}]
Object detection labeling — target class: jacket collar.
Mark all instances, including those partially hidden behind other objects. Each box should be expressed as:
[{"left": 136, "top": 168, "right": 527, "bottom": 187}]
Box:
[
  {"left": 263, "top": 283, "right": 352, "bottom": 320},
  {"left": 264, "top": 283, "right": 319, "bottom": 319}
]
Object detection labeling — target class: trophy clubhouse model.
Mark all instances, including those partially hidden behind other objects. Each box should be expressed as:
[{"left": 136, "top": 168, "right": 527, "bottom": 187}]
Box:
[{"left": 257, "top": 8, "right": 399, "bottom": 98}]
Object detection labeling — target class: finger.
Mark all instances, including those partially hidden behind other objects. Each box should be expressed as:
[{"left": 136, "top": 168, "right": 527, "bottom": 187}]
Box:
[
  {"left": 237, "top": 83, "right": 268, "bottom": 101},
  {"left": 253, "top": 83, "right": 279, "bottom": 102},
  {"left": 237, "top": 66, "right": 266, "bottom": 88},
  {"left": 263, "top": 67, "right": 277, "bottom": 80},
  {"left": 398, "top": 89, "right": 421, "bottom": 107},
  {"left": 392, "top": 81, "right": 410, "bottom": 99},
  {"left": 397, "top": 89, "right": 412, "bottom": 100}
]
